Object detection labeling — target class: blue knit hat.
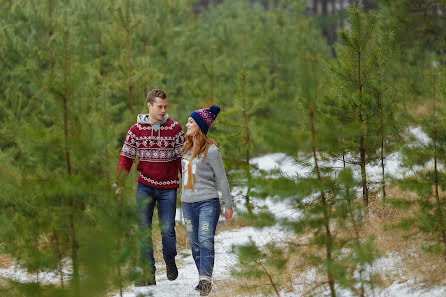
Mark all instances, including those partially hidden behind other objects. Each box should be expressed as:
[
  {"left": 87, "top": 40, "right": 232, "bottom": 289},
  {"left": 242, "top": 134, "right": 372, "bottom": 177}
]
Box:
[{"left": 189, "top": 105, "right": 220, "bottom": 135}]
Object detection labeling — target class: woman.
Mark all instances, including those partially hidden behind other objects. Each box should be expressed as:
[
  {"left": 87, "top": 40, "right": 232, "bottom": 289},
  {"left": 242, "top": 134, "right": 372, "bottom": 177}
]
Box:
[{"left": 181, "top": 105, "right": 233, "bottom": 296}]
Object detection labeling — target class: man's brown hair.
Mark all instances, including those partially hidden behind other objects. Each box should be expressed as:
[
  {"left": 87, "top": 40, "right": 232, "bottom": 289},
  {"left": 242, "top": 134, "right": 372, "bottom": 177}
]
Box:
[{"left": 146, "top": 89, "right": 167, "bottom": 104}]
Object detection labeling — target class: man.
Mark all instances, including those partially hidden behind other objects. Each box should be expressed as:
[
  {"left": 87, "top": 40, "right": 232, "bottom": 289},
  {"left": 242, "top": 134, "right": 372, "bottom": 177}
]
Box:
[{"left": 116, "top": 89, "right": 184, "bottom": 286}]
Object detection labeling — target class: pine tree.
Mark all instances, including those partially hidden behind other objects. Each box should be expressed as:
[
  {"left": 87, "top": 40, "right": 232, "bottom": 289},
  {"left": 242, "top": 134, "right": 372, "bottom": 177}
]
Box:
[
  {"left": 324, "top": 3, "right": 395, "bottom": 208},
  {"left": 233, "top": 32, "right": 380, "bottom": 297},
  {"left": 0, "top": 1, "right": 138, "bottom": 296},
  {"left": 374, "top": 68, "right": 401, "bottom": 203},
  {"left": 393, "top": 66, "right": 446, "bottom": 261}
]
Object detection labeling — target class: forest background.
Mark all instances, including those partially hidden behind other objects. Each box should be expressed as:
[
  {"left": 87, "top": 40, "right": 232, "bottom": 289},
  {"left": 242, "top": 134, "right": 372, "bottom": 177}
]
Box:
[{"left": 1, "top": 0, "right": 446, "bottom": 296}]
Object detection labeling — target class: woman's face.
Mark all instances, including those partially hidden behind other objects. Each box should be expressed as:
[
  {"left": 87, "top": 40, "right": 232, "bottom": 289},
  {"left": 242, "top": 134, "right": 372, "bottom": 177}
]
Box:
[{"left": 186, "top": 117, "right": 200, "bottom": 136}]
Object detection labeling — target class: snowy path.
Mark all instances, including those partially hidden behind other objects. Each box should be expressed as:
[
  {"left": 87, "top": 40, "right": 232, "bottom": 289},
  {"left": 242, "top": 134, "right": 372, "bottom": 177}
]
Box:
[
  {"left": 110, "top": 222, "right": 289, "bottom": 297},
  {"left": 2, "top": 127, "right": 446, "bottom": 296},
  {"left": 3, "top": 221, "right": 445, "bottom": 297}
]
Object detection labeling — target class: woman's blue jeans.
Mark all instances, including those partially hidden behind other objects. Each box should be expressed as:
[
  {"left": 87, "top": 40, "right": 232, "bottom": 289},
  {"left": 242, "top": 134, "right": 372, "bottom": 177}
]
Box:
[
  {"left": 136, "top": 182, "right": 177, "bottom": 275},
  {"left": 182, "top": 198, "right": 221, "bottom": 279}
]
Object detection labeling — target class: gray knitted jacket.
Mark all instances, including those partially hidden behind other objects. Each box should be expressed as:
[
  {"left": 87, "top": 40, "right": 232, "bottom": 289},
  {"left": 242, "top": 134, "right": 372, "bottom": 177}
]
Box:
[{"left": 180, "top": 144, "right": 233, "bottom": 208}]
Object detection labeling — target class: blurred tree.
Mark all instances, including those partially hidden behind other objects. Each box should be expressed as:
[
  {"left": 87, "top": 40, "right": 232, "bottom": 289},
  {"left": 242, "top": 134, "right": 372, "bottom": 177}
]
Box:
[{"left": 393, "top": 67, "right": 446, "bottom": 261}]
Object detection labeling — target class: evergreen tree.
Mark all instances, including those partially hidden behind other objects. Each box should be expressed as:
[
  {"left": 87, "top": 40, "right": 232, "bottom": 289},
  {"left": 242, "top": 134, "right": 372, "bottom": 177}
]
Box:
[
  {"left": 374, "top": 67, "right": 401, "bottom": 203},
  {"left": 218, "top": 71, "right": 261, "bottom": 214},
  {"left": 379, "top": 0, "right": 446, "bottom": 114},
  {"left": 233, "top": 40, "right": 380, "bottom": 297},
  {"left": 393, "top": 66, "right": 446, "bottom": 261},
  {"left": 324, "top": 3, "right": 395, "bottom": 208},
  {"left": 0, "top": 1, "right": 137, "bottom": 296}
]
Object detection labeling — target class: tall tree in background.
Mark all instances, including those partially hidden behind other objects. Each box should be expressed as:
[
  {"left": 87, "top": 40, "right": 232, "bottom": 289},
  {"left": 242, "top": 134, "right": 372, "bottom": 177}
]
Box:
[
  {"left": 379, "top": 0, "right": 446, "bottom": 109},
  {"left": 218, "top": 71, "right": 261, "bottom": 214},
  {"left": 374, "top": 68, "right": 401, "bottom": 203},
  {"left": 233, "top": 54, "right": 381, "bottom": 296},
  {"left": 393, "top": 66, "right": 446, "bottom": 261},
  {"left": 324, "top": 4, "right": 394, "bottom": 208}
]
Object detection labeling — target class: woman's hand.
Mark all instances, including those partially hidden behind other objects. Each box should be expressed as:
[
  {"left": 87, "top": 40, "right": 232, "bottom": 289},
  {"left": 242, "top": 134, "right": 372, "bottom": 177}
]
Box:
[{"left": 224, "top": 208, "right": 233, "bottom": 220}]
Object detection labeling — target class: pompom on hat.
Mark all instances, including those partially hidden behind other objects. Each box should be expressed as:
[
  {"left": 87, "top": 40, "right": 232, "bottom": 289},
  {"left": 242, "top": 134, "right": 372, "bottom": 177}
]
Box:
[{"left": 189, "top": 105, "right": 220, "bottom": 135}]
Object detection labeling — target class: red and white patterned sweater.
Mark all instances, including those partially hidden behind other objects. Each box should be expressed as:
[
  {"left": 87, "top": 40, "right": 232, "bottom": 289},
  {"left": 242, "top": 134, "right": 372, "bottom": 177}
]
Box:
[{"left": 117, "top": 115, "right": 185, "bottom": 189}]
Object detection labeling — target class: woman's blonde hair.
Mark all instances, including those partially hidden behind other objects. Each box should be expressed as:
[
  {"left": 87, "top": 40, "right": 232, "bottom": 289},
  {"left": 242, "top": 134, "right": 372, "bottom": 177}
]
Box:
[{"left": 182, "top": 127, "right": 216, "bottom": 160}]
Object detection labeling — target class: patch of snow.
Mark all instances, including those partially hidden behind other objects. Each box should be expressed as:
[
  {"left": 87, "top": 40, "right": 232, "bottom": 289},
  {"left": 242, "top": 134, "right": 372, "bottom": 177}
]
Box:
[
  {"left": 0, "top": 261, "right": 71, "bottom": 285},
  {"left": 380, "top": 280, "right": 446, "bottom": 297},
  {"left": 232, "top": 186, "right": 301, "bottom": 220},
  {"left": 408, "top": 126, "right": 431, "bottom": 146},
  {"left": 250, "top": 153, "right": 307, "bottom": 177}
]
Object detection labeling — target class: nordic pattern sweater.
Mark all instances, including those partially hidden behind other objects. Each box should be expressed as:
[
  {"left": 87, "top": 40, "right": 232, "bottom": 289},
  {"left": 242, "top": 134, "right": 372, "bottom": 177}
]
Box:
[
  {"left": 118, "top": 114, "right": 184, "bottom": 189},
  {"left": 181, "top": 144, "right": 233, "bottom": 208}
]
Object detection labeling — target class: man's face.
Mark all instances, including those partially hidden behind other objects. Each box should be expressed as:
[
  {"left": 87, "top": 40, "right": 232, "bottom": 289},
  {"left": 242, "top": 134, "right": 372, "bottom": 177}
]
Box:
[{"left": 147, "top": 97, "right": 167, "bottom": 122}]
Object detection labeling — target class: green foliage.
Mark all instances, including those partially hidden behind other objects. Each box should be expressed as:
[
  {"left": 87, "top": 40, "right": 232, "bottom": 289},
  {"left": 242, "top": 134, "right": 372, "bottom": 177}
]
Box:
[
  {"left": 0, "top": 0, "right": 333, "bottom": 295},
  {"left": 1, "top": 0, "right": 444, "bottom": 295},
  {"left": 232, "top": 240, "right": 286, "bottom": 296},
  {"left": 233, "top": 6, "right": 388, "bottom": 294},
  {"left": 393, "top": 67, "right": 446, "bottom": 259},
  {"left": 321, "top": 4, "right": 398, "bottom": 208}
]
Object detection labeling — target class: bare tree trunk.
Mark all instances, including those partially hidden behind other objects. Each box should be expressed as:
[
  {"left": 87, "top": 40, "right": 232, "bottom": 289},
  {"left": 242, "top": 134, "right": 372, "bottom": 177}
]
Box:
[
  {"left": 240, "top": 72, "right": 253, "bottom": 214},
  {"left": 380, "top": 116, "right": 386, "bottom": 203},
  {"left": 63, "top": 31, "right": 71, "bottom": 176},
  {"left": 346, "top": 183, "right": 365, "bottom": 297},
  {"left": 143, "top": 40, "right": 147, "bottom": 97},
  {"left": 48, "top": 0, "right": 65, "bottom": 287},
  {"left": 63, "top": 28, "right": 79, "bottom": 297},
  {"left": 126, "top": 28, "right": 134, "bottom": 115},
  {"left": 359, "top": 133, "right": 368, "bottom": 208},
  {"left": 210, "top": 46, "right": 215, "bottom": 104},
  {"left": 54, "top": 232, "right": 65, "bottom": 287},
  {"left": 432, "top": 73, "right": 446, "bottom": 261},
  {"left": 257, "top": 260, "right": 280, "bottom": 296},
  {"left": 356, "top": 13, "right": 369, "bottom": 208},
  {"left": 49, "top": 0, "right": 54, "bottom": 75},
  {"left": 306, "top": 57, "right": 336, "bottom": 297}
]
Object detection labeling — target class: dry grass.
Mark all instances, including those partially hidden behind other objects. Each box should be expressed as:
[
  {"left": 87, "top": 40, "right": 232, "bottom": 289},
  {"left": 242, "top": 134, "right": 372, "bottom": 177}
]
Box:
[
  {"left": 216, "top": 217, "right": 249, "bottom": 234},
  {"left": 0, "top": 254, "right": 13, "bottom": 269},
  {"left": 210, "top": 231, "right": 329, "bottom": 297},
  {"left": 211, "top": 186, "right": 446, "bottom": 296},
  {"left": 363, "top": 186, "right": 446, "bottom": 288},
  {"left": 212, "top": 245, "right": 307, "bottom": 297},
  {"left": 403, "top": 100, "right": 432, "bottom": 119},
  {"left": 2, "top": 186, "right": 445, "bottom": 296}
]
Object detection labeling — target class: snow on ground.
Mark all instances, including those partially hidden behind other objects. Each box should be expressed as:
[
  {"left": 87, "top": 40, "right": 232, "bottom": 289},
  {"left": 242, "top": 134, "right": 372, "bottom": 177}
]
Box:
[
  {"left": 249, "top": 126, "right": 434, "bottom": 186},
  {"left": 232, "top": 185, "right": 301, "bottom": 220},
  {"left": 3, "top": 222, "right": 444, "bottom": 297},
  {"left": 110, "top": 223, "right": 290, "bottom": 297},
  {"left": 379, "top": 282, "right": 446, "bottom": 297},
  {"left": 2, "top": 214, "right": 446, "bottom": 297},
  {"left": 0, "top": 263, "right": 71, "bottom": 285},
  {"left": 249, "top": 145, "right": 405, "bottom": 184},
  {"left": 2, "top": 127, "right": 446, "bottom": 296}
]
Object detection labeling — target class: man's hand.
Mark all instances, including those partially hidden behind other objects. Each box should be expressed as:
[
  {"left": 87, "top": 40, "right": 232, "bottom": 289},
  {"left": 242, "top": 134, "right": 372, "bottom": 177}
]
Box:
[
  {"left": 115, "top": 169, "right": 129, "bottom": 200},
  {"left": 113, "top": 182, "right": 123, "bottom": 200},
  {"left": 224, "top": 208, "right": 233, "bottom": 220},
  {"left": 115, "top": 186, "right": 122, "bottom": 198}
]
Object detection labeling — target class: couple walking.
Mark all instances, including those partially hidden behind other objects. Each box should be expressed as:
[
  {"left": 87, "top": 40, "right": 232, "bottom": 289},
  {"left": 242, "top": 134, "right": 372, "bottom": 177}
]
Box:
[{"left": 116, "top": 89, "right": 233, "bottom": 296}]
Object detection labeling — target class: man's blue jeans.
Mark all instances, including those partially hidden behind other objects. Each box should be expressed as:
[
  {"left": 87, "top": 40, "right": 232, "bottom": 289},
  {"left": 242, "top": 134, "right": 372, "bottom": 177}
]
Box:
[
  {"left": 136, "top": 182, "right": 177, "bottom": 274},
  {"left": 182, "top": 198, "right": 221, "bottom": 279}
]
